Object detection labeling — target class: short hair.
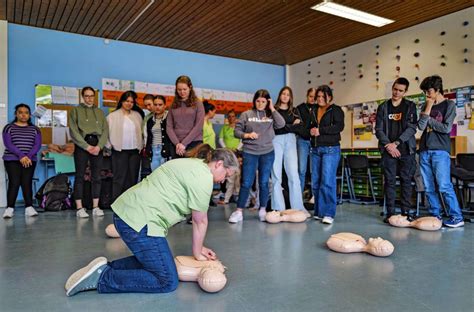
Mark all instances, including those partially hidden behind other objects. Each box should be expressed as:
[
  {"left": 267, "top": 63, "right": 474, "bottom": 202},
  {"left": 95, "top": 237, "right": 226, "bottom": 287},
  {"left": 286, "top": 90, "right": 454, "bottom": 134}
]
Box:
[
  {"left": 306, "top": 87, "right": 316, "bottom": 96},
  {"left": 203, "top": 100, "right": 216, "bottom": 114},
  {"left": 392, "top": 77, "right": 409, "bottom": 91},
  {"left": 143, "top": 94, "right": 154, "bottom": 102},
  {"left": 420, "top": 75, "right": 444, "bottom": 95},
  {"left": 81, "top": 86, "right": 95, "bottom": 97}
]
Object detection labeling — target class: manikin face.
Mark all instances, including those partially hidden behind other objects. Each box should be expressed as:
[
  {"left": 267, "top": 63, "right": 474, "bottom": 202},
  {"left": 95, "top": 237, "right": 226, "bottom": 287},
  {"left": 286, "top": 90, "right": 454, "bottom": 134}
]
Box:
[
  {"left": 391, "top": 83, "right": 407, "bottom": 102},
  {"left": 176, "top": 83, "right": 191, "bottom": 100},
  {"left": 316, "top": 91, "right": 331, "bottom": 107},
  {"left": 307, "top": 90, "right": 316, "bottom": 104},
  {"left": 122, "top": 97, "right": 134, "bottom": 112},
  {"left": 82, "top": 90, "right": 95, "bottom": 106},
  {"left": 143, "top": 99, "right": 154, "bottom": 112},
  {"left": 153, "top": 98, "right": 166, "bottom": 115},
  {"left": 255, "top": 97, "right": 268, "bottom": 111},
  {"left": 15, "top": 107, "right": 30, "bottom": 123},
  {"left": 279, "top": 89, "right": 291, "bottom": 105}
]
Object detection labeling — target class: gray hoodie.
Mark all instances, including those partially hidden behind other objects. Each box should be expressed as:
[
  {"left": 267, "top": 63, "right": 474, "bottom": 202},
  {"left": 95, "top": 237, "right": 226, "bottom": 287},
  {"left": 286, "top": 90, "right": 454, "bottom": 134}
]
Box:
[{"left": 234, "top": 109, "right": 285, "bottom": 155}]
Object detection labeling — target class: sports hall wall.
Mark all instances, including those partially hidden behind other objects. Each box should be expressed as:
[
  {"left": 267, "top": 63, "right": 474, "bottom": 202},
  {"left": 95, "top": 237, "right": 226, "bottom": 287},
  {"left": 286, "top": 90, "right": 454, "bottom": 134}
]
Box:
[
  {"left": 288, "top": 7, "right": 474, "bottom": 151},
  {"left": 2, "top": 23, "right": 285, "bottom": 201}
]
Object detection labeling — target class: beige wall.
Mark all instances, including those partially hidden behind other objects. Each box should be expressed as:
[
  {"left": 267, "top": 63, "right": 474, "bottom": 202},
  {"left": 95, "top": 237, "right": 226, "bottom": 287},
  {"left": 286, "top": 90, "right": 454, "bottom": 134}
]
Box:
[{"left": 289, "top": 7, "right": 474, "bottom": 150}]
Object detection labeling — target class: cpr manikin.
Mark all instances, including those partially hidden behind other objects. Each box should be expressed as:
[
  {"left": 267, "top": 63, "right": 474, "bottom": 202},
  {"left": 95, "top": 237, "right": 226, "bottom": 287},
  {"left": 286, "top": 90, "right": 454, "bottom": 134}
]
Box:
[
  {"left": 326, "top": 232, "right": 394, "bottom": 257},
  {"left": 265, "top": 209, "right": 307, "bottom": 223},
  {"left": 388, "top": 215, "right": 442, "bottom": 231},
  {"left": 174, "top": 256, "right": 227, "bottom": 293}
]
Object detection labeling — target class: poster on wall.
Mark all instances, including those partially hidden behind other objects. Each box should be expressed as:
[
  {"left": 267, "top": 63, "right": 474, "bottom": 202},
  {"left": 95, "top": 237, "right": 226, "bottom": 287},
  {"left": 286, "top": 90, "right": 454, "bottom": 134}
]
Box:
[
  {"left": 102, "top": 78, "right": 253, "bottom": 114},
  {"left": 350, "top": 102, "right": 377, "bottom": 141}
]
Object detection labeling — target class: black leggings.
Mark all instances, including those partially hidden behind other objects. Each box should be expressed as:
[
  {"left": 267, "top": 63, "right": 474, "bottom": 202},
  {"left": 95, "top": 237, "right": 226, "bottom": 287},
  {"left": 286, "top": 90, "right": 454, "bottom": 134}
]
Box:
[
  {"left": 73, "top": 145, "right": 103, "bottom": 201},
  {"left": 4, "top": 160, "right": 37, "bottom": 207},
  {"left": 112, "top": 149, "right": 140, "bottom": 201}
]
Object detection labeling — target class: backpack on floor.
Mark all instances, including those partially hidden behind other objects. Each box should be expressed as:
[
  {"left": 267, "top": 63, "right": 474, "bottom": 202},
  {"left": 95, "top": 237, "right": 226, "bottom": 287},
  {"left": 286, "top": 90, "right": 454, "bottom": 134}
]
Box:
[{"left": 35, "top": 174, "right": 72, "bottom": 211}]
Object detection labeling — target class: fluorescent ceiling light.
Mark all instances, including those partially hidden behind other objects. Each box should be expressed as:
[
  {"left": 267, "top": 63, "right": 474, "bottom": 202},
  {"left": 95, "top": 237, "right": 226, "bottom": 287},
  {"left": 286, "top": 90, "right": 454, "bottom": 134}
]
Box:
[{"left": 311, "top": 1, "right": 394, "bottom": 27}]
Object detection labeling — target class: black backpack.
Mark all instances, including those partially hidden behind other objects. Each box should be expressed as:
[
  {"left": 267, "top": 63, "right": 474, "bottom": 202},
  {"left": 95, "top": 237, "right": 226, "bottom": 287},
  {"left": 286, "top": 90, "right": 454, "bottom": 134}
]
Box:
[{"left": 35, "top": 174, "right": 72, "bottom": 211}]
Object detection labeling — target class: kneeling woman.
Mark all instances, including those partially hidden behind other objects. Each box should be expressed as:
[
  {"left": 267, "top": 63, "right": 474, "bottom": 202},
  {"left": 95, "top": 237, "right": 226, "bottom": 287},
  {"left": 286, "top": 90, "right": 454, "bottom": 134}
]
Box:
[{"left": 65, "top": 145, "right": 239, "bottom": 296}]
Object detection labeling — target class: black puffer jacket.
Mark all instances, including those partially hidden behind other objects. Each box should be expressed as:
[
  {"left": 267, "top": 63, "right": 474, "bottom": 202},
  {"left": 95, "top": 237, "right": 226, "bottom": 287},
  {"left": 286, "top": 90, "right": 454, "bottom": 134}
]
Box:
[{"left": 309, "top": 104, "right": 345, "bottom": 147}]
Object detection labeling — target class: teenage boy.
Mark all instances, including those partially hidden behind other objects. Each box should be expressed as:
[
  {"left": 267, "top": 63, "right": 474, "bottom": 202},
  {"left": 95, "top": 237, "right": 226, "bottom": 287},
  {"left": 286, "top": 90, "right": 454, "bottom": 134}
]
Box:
[
  {"left": 376, "top": 78, "right": 418, "bottom": 223},
  {"left": 418, "top": 75, "right": 464, "bottom": 228}
]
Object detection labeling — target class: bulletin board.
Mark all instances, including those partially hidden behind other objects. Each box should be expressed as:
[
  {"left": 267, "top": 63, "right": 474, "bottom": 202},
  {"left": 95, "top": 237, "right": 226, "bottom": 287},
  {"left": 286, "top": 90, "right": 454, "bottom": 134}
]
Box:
[
  {"left": 34, "top": 84, "right": 99, "bottom": 144},
  {"left": 102, "top": 78, "right": 253, "bottom": 114}
]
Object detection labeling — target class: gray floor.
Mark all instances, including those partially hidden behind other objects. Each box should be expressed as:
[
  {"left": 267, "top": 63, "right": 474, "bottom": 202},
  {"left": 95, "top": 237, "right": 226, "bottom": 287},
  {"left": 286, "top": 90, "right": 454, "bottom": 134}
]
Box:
[{"left": 0, "top": 203, "right": 473, "bottom": 312}]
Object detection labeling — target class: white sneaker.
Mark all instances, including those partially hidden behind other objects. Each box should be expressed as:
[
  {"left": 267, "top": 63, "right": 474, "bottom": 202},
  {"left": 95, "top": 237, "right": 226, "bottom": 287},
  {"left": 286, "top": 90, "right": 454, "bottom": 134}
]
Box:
[
  {"left": 25, "top": 206, "right": 38, "bottom": 217},
  {"left": 259, "top": 208, "right": 267, "bottom": 222},
  {"left": 65, "top": 256, "right": 108, "bottom": 296},
  {"left": 76, "top": 208, "right": 89, "bottom": 218},
  {"left": 322, "top": 216, "right": 334, "bottom": 224},
  {"left": 313, "top": 215, "right": 322, "bottom": 221},
  {"left": 92, "top": 207, "right": 104, "bottom": 217},
  {"left": 3, "top": 207, "right": 14, "bottom": 219},
  {"left": 229, "top": 211, "right": 243, "bottom": 223}
]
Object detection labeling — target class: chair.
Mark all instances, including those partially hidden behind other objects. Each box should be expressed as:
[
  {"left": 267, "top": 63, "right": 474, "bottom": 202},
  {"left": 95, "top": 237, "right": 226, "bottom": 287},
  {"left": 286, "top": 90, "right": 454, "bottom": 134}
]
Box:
[
  {"left": 336, "top": 156, "right": 351, "bottom": 204},
  {"left": 451, "top": 153, "right": 474, "bottom": 222},
  {"left": 345, "top": 155, "right": 377, "bottom": 204}
]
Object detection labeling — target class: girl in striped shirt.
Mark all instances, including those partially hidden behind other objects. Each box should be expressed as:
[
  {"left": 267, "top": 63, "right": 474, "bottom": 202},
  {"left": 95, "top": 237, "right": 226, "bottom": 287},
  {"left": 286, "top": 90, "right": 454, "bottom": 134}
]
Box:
[{"left": 2, "top": 104, "right": 42, "bottom": 218}]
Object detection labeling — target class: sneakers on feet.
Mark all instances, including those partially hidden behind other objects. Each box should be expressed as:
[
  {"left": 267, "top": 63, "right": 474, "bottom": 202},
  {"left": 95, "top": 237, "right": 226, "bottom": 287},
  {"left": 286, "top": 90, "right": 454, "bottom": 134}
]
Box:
[
  {"left": 25, "top": 206, "right": 38, "bottom": 217},
  {"left": 313, "top": 215, "right": 322, "bottom": 221},
  {"left": 92, "top": 207, "right": 104, "bottom": 217},
  {"left": 65, "top": 257, "right": 108, "bottom": 296},
  {"left": 322, "top": 216, "right": 334, "bottom": 224},
  {"left": 76, "top": 208, "right": 89, "bottom": 218},
  {"left": 229, "top": 211, "right": 243, "bottom": 223},
  {"left": 3, "top": 207, "right": 14, "bottom": 219},
  {"left": 443, "top": 218, "right": 465, "bottom": 228},
  {"left": 259, "top": 208, "right": 267, "bottom": 222}
]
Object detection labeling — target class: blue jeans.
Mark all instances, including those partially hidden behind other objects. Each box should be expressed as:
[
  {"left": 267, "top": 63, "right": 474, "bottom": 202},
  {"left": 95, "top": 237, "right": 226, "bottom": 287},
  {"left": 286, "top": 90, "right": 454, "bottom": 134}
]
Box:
[
  {"left": 297, "top": 137, "right": 311, "bottom": 193},
  {"left": 237, "top": 151, "right": 275, "bottom": 209},
  {"left": 419, "top": 150, "right": 463, "bottom": 220},
  {"left": 272, "top": 134, "right": 304, "bottom": 211},
  {"left": 151, "top": 145, "right": 166, "bottom": 171},
  {"left": 311, "top": 145, "right": 340, "bottom": 218},
  {"left": 97, "top": 214, "right": 179, "bottom": 293}
]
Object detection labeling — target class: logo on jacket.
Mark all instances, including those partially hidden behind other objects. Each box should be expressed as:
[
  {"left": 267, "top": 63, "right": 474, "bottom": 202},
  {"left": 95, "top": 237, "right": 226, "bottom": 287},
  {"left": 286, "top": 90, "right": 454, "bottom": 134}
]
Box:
[{"left": 388, "top": 113, "right": 402, "bottom": 121}]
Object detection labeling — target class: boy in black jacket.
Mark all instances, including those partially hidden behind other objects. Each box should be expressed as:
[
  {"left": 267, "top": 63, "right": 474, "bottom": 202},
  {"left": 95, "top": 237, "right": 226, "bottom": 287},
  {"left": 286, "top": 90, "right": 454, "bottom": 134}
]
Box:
[{"left": 375, "top": 78, "right": 418, "bottom": 222}]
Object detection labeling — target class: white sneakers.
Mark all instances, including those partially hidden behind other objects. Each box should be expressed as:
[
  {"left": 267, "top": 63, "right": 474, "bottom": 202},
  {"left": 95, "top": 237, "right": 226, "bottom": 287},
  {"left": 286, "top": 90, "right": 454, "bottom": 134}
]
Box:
[
  {"left": 322, "top": 216, "right": 334, "bottom": 224},
  {"left": 92, "top": 207, "right": 104, "bottom": 217},
  {"left": 76, "top": 208, "right": 90, "bottom": 218},
  {"left": 228, "top": 210, "right": 243, "bottom": 223},
  {"left": 25, "top": 206, "right": 38, "bottom": 217},
  {"left": 229, "top": 209, "right": 268, "bottom": 223},
  {"left": 76, "top": 207, "right": 105, "bottom": 218},
  {"left": 3, "top": 207, "right": 39, "bottom": 218},
  {"left": 3, "top": 207, "right": 14, "bottom": 218}
]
